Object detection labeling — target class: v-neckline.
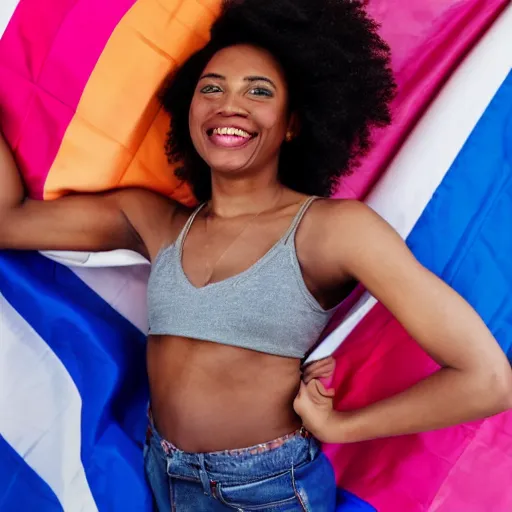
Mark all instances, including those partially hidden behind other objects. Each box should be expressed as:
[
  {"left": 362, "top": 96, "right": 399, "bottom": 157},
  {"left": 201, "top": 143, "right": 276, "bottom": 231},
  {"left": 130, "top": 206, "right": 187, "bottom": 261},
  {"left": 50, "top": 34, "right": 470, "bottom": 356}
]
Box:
[
  {"left": 176, "top": 196, "right": 315, "bottom": 290},
  {"left": 178, "top": 221, "right": 286, "bottom": 291}
]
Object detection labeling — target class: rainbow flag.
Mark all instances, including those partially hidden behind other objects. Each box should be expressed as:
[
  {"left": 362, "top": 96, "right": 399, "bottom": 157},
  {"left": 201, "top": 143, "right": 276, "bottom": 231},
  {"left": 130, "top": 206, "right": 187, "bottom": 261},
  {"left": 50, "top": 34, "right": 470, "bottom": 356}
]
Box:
[{"left": 0, "top": 1, "right": 511, "bottom": 510}]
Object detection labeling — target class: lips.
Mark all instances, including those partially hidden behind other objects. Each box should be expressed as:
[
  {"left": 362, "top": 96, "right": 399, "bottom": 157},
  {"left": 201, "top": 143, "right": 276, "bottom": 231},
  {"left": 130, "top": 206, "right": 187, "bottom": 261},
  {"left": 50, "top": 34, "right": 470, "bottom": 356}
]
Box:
[{"left": 206, "top": 126, "right": 258, "bottom": 149}]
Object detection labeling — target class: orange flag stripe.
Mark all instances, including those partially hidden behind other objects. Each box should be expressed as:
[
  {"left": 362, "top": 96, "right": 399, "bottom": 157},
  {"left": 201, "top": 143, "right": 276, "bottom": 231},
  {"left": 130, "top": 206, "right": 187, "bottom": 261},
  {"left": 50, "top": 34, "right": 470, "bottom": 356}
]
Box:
[{"left": 44, "top": 0, "right": 222, "bottom": 206}]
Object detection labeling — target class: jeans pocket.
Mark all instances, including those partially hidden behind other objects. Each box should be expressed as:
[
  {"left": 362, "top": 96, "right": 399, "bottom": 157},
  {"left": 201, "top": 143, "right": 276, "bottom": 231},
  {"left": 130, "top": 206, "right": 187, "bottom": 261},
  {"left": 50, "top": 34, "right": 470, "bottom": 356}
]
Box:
[
  {"left": 217, "top": 470, "right": 301, "bottom": 511},
  {"left": 144, "top": 441, "right": 173, "bottom": 512},
  {"left": 292, "top": 453, "right": 336, "bottom": 512}
]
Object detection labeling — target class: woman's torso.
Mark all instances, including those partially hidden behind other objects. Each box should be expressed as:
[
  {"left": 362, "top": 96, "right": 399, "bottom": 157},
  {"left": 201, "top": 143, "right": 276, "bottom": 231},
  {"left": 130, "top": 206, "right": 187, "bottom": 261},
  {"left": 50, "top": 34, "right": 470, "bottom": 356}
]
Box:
[{"left": 146, "top": 193, "right": 352, "bottom": 452}]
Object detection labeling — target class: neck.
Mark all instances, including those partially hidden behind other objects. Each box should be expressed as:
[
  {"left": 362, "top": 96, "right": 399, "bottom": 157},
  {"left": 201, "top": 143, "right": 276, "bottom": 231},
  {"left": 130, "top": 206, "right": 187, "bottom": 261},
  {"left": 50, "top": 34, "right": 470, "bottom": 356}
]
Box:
[{"left": 208, "top": 169, "right": 284, "bottom": 218}]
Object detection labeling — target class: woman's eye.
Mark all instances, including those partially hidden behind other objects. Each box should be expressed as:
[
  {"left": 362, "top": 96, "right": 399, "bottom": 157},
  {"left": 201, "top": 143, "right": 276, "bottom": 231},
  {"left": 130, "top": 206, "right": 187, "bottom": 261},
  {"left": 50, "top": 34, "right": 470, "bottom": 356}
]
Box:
[
  {"left": 249, "top": 87, "right": 274, "bottom": 97},
  {"left": 200, "top": 84, "right": 222, "bottom": 94}
]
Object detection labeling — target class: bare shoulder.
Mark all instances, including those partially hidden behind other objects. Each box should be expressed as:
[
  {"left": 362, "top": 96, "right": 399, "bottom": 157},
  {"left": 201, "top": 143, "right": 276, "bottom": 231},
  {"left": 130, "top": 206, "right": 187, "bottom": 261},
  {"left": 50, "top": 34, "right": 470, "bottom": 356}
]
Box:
[
  {"left": 299, "top": 197, "right": 405, "bottom": 273},
  {"left": 306, "top": 198, "right": 389, "bottom": 243},
  {"left": 294, "top": 198, "right": 378, "bottom": 283},
  {"left": 313, "top": 198, "right": 381, "bottom": 223}
]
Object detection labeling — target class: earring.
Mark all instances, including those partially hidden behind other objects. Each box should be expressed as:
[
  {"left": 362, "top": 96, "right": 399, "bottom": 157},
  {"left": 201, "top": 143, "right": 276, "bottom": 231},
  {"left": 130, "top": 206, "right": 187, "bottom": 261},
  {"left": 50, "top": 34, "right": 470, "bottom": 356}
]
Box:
[{"left": 285, "top": 131, "right": 293, "bottom": 142}]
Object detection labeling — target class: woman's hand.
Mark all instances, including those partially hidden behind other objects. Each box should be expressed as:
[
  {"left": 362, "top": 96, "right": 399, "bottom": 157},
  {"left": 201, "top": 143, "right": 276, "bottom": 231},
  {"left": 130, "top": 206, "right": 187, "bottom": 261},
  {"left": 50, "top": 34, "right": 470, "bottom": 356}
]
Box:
[
  {"left": 293, "top": 379, "right": 341, "bottom": 443},
  {"left": 297, "top": 358, "right": 354, "bottom": 443},
  {"left": 301, "top": 356, "right": 335, "bottom": 384}
]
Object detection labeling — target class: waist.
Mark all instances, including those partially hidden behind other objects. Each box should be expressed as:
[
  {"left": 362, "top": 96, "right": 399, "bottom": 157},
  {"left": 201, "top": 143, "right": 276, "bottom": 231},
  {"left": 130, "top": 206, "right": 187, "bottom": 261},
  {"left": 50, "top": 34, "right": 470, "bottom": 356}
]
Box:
[
  {"left": 147, "top": 335, "right": 303, "bottom": 451},
  {"left": 146, "top": 412, "right": 319, "bottom": 481}
]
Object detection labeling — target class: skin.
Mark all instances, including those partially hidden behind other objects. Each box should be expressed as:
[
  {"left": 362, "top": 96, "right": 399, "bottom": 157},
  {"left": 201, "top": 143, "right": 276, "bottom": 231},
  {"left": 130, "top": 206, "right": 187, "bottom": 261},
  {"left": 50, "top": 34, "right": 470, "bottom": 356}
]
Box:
[{"left": 1, "top": 44, "right": 511, "bottom": 453}]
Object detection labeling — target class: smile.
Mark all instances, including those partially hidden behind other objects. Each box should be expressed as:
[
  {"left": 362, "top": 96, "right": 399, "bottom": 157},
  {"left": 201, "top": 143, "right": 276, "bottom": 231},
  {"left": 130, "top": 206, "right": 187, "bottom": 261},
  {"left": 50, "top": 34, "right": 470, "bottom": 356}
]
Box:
[{"left": 206, "top": 126, "right": 258, "bottom": 149}]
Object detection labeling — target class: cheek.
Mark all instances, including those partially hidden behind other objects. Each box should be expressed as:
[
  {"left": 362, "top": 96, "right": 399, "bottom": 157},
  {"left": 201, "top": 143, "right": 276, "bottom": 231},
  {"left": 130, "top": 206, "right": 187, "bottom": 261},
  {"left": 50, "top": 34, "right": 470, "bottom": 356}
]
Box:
[
  {"left": 258, "top": 104, "right": 289, "bottom": 135},
  {"left": 188, "top": 100, "right": 202, "bottom": 136},
  {"left": 188, "top": 100, "right": 207, "bottom": 151}
]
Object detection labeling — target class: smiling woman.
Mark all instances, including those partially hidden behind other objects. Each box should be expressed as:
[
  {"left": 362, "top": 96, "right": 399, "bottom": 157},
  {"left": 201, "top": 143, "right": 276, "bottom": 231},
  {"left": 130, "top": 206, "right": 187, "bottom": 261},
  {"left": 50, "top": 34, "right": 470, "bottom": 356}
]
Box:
[
  {"left": 189, "top": 45, "right": 291, "bottom": 181},
  {"left": 1, "top": 0, "right": 510, "bottom": 511}
]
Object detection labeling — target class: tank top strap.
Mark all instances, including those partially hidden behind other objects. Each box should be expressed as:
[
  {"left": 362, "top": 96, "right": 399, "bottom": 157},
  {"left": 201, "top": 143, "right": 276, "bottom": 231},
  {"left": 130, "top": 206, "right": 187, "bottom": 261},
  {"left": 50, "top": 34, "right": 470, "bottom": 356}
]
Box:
[
  {"left": 176, "top": 202, "right": 207, "bottom": 250},
  {"left": 283, "top": 196, "right": 319, "bottom": 245}
]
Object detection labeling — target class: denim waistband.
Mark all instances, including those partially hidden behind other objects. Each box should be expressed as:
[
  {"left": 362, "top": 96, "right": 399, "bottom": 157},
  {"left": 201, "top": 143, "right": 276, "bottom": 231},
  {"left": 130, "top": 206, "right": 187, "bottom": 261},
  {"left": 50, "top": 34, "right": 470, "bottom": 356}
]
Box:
[
  {"left": 147, "top": 407, "right": 312, "bottom": 453},
  {"left": 146, "top": 409, "right": 319, "bottom": 484},
  {"left": 148, "top": 407, "right": 311, "bottom": 456}
]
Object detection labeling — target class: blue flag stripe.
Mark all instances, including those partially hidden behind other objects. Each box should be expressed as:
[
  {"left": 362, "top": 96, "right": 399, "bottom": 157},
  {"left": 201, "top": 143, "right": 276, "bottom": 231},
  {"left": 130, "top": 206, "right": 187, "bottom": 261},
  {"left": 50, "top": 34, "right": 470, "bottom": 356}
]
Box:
[
  {"left": 0, "top": 436, "right": 62, "bottom": 512},
  {"left": 408, "top": 70, "right": 512, "bottom": 360},
  {"left": 0, "top": 251, "right": 152, "bottom": 511}
]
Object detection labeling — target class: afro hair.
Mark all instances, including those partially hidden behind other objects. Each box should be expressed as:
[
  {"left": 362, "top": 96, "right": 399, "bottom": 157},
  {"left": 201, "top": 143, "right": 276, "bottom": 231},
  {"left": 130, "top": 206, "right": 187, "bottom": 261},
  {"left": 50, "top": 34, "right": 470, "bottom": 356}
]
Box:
[{"left": 160, "top": 0, "right": 396, "bottom": 201}]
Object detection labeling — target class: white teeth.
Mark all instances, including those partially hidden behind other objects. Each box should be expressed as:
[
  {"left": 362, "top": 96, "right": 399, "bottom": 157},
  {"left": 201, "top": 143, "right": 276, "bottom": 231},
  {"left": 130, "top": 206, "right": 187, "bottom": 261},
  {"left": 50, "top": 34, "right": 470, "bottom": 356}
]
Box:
[{"left": 212, "top": 127, "right": 251, "bottom": 138}]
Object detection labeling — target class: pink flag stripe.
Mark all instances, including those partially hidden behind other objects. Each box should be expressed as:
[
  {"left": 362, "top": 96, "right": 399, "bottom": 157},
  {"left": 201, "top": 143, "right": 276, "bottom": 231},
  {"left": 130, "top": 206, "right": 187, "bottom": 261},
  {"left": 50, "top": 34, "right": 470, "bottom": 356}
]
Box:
[
  {"left": 336, "top": 0, "right": 510, "bottom": 201},
  {"left": 0, "top": 0, "right": 137, "bottom": 198},
  {"left": 326, "top": 303, "right": 512, "bottom": 512},
  {"left": 429, "top": 412, "right": 512, "bottom": 512},
  {"left": 324, "top": 304, "right": 468, "bottom": 510}
]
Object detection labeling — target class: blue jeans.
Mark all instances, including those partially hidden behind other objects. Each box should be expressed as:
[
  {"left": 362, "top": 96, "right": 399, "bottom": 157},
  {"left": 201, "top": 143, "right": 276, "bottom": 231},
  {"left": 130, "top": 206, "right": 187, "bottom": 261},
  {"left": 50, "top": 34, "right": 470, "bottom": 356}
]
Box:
[{"left": 144, "top": 420, "right": 336, "bottom": 511}]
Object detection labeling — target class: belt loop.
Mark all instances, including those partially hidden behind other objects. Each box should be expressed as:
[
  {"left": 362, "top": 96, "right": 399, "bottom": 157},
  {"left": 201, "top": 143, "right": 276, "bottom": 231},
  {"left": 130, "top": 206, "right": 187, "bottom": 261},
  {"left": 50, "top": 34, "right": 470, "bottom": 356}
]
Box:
[
  {"left": 198, "top": 454, "right": 212, "bottom": 496},
  {"left": 305, "top": 430, "right": 317, "bottom": 462}
]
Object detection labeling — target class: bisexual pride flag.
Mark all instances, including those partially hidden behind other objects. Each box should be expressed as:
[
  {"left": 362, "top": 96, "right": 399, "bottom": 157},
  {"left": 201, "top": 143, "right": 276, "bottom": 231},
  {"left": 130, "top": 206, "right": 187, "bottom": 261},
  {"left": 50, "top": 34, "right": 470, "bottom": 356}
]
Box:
[{"left": 0, "top": 1, "right": 511, "bottom": 511}]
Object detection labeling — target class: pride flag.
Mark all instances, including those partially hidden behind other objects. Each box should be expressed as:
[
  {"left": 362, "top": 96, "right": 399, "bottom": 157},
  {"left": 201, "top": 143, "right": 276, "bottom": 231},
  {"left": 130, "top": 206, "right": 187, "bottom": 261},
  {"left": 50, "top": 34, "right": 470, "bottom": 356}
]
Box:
[{"left": 0, "top": 1, "right": 511, "bottom": 510}]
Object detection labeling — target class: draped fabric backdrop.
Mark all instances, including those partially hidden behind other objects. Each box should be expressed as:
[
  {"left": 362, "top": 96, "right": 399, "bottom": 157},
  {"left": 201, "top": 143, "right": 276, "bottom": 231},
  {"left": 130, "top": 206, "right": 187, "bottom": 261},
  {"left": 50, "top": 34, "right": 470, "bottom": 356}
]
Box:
[{"left": 0, "top": 1, "right": 511, "bottom": 510}]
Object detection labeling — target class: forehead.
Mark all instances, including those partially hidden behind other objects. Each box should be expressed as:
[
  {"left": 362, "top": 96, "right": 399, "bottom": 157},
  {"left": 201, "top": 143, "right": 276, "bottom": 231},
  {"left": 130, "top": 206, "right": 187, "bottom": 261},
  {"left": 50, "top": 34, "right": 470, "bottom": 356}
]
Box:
[{"left": 203, "top": 44, "right": 286, "bottom": 84}]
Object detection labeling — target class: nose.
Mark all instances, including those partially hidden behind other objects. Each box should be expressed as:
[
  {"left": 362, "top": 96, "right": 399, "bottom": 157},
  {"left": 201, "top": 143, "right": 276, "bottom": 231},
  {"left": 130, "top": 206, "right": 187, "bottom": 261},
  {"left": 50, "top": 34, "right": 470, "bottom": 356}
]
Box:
[{"left": 216, "top": 92, "right": 248, "bottom": 118}]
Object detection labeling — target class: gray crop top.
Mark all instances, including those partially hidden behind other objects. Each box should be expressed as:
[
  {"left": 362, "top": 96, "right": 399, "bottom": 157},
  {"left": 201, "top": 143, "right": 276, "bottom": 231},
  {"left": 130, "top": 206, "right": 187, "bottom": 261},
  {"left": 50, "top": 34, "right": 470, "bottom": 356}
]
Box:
[{"left": 147, "top": 196, "right": 336, "bottom": 358}]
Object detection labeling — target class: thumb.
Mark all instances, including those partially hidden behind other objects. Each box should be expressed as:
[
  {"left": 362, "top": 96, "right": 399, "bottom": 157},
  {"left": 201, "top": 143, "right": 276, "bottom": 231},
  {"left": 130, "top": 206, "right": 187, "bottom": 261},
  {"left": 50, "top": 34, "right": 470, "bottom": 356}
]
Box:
[
  {"left": 314, "top": 379, "right": 336, "bottom": 398},
  {"left": 319, "top": 373, "right": 334, "bottom": 390}
]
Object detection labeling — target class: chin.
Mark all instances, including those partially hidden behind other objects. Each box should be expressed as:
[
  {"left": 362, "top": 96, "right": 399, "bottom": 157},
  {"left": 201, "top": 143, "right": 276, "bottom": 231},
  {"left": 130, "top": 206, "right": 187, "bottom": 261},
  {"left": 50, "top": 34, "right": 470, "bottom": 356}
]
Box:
[
  {"left": 210, "top": 165, "right": 251, "bottom": 177},
  {"left": 206, "top": 155, "right": 254, "bottom": 175}
]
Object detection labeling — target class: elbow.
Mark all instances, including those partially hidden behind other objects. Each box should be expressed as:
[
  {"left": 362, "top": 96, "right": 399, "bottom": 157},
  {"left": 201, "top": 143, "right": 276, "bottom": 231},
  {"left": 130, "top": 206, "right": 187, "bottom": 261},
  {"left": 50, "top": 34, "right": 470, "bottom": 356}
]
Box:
[
  {"left": 0, "top": 206, "right": 22, "bottom": 249},
  {"left": 480, "top": 365, "right": 512, "bottom": 416},
  {"left": 0, "top": 215, "right": 13, "bottom": 249},
  {"left": 496, "top": 371, "right": 512, "bottom": 412},
  {"left": 0, "top": 219, "right": 7, "bottom": 248}
]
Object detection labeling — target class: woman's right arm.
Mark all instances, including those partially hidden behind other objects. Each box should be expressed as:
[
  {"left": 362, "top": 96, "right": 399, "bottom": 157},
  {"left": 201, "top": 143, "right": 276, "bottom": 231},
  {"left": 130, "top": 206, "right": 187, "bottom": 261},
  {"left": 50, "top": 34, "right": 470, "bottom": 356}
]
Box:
[{"left": 0, "top": 132, "right": 177, "bottom": 259}]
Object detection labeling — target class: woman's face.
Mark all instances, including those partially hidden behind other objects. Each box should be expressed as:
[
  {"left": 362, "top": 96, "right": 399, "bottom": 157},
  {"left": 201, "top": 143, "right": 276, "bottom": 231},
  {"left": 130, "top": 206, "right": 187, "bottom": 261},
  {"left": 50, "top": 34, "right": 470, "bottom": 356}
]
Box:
[{"left": 189, "top": 44, "right": 290, "bottom": 176}]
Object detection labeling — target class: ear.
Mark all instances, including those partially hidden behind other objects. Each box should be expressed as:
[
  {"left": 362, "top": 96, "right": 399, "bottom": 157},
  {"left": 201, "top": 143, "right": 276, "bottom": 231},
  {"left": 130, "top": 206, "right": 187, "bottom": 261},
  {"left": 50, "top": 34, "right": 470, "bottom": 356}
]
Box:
[{"left": 285, "top": 112, "right": 300, "bottom": 141}]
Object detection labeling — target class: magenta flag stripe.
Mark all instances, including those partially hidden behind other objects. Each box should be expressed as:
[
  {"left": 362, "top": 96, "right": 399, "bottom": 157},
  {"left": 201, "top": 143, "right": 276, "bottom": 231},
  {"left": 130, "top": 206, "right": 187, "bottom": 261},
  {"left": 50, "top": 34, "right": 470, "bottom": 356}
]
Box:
[
  {"left": 335, "top": 0, "right": 509, "bottom": 200},
  {"left": 0, "top": 0, "right": 137, "bottom": 198}
]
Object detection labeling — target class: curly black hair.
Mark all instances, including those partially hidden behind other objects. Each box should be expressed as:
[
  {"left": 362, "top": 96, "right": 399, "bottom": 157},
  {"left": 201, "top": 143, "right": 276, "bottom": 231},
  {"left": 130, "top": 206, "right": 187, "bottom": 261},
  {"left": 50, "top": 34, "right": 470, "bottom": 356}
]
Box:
[{"left": 160, "top": 0, "right": 396, "bottom": 201}]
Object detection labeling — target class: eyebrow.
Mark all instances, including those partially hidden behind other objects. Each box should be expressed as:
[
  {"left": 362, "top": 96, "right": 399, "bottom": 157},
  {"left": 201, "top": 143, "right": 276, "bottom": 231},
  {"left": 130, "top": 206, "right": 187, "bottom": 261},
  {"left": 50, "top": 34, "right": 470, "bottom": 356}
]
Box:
[{"left": 199, "top": 73, "right": 277, "bottom": 89}]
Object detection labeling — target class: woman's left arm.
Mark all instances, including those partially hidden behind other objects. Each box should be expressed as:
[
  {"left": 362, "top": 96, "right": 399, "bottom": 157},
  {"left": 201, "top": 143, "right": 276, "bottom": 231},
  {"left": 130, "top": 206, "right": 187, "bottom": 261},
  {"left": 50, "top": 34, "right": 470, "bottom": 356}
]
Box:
[{"left": 306, "top": 201, "right": 512, "bottom": 444}]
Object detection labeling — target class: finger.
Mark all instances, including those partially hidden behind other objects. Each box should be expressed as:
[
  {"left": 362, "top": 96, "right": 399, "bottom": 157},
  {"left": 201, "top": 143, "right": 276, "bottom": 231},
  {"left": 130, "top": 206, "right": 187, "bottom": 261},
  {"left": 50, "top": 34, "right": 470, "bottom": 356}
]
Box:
[
  {"left": 321, "top": 357, "right": 336, "bottom": 375},
  {"left": 325, "top": 357, "right": 336, "bottom": 370},
  {"left": 302, "top": 356, "right": 334, "bottom": 372},
  {"left": 303, "top": 368, "right": 333, "bottom": 384},
  {"left": 303, "top": 361, "right": 332, "bottom": 377},
  {"left": 314, "top": 379, "right": 336, "bottom": 398},
  {"left": 304, "top": 379, "right": 326, "bottom": 401},
  {"left": 302, "top": 358, "right": 336, "bottom": 382},
  {"left": 303, "top": 363, "right": 335, "bottom": 381}
]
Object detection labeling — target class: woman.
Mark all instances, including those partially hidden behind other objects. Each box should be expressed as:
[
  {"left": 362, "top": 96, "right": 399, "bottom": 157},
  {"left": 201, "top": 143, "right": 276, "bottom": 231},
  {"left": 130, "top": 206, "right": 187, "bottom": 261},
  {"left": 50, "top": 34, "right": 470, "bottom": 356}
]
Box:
[{"left": 1, "top": 0, "right": 511, "bottom": 510}]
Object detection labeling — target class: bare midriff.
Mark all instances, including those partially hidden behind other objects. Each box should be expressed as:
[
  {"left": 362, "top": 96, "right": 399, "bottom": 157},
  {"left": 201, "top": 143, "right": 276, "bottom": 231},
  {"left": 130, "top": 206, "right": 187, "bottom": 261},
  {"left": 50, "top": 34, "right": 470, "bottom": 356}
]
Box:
[{"left": 147, "top": 334, "right": 303, "bottom": 453}]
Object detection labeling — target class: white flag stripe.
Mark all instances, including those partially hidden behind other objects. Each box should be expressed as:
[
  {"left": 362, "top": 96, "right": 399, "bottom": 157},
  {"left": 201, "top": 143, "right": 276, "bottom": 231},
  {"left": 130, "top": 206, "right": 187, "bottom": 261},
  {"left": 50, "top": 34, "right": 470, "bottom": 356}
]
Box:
[
  {"left": 0, "top": 0, "right": 19, "bottom": 39},
  {"left": 70, "top": 264, "right": 150, "bottom": 334},
  {"left": 0, "top": 294, "right": 98, "bottom": 512},
  {"left": 366, "top": 4, "right": 512, "bottom": 238},
  {"left": 42, "top": 249, "right": 149, "bottom": 268}
]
